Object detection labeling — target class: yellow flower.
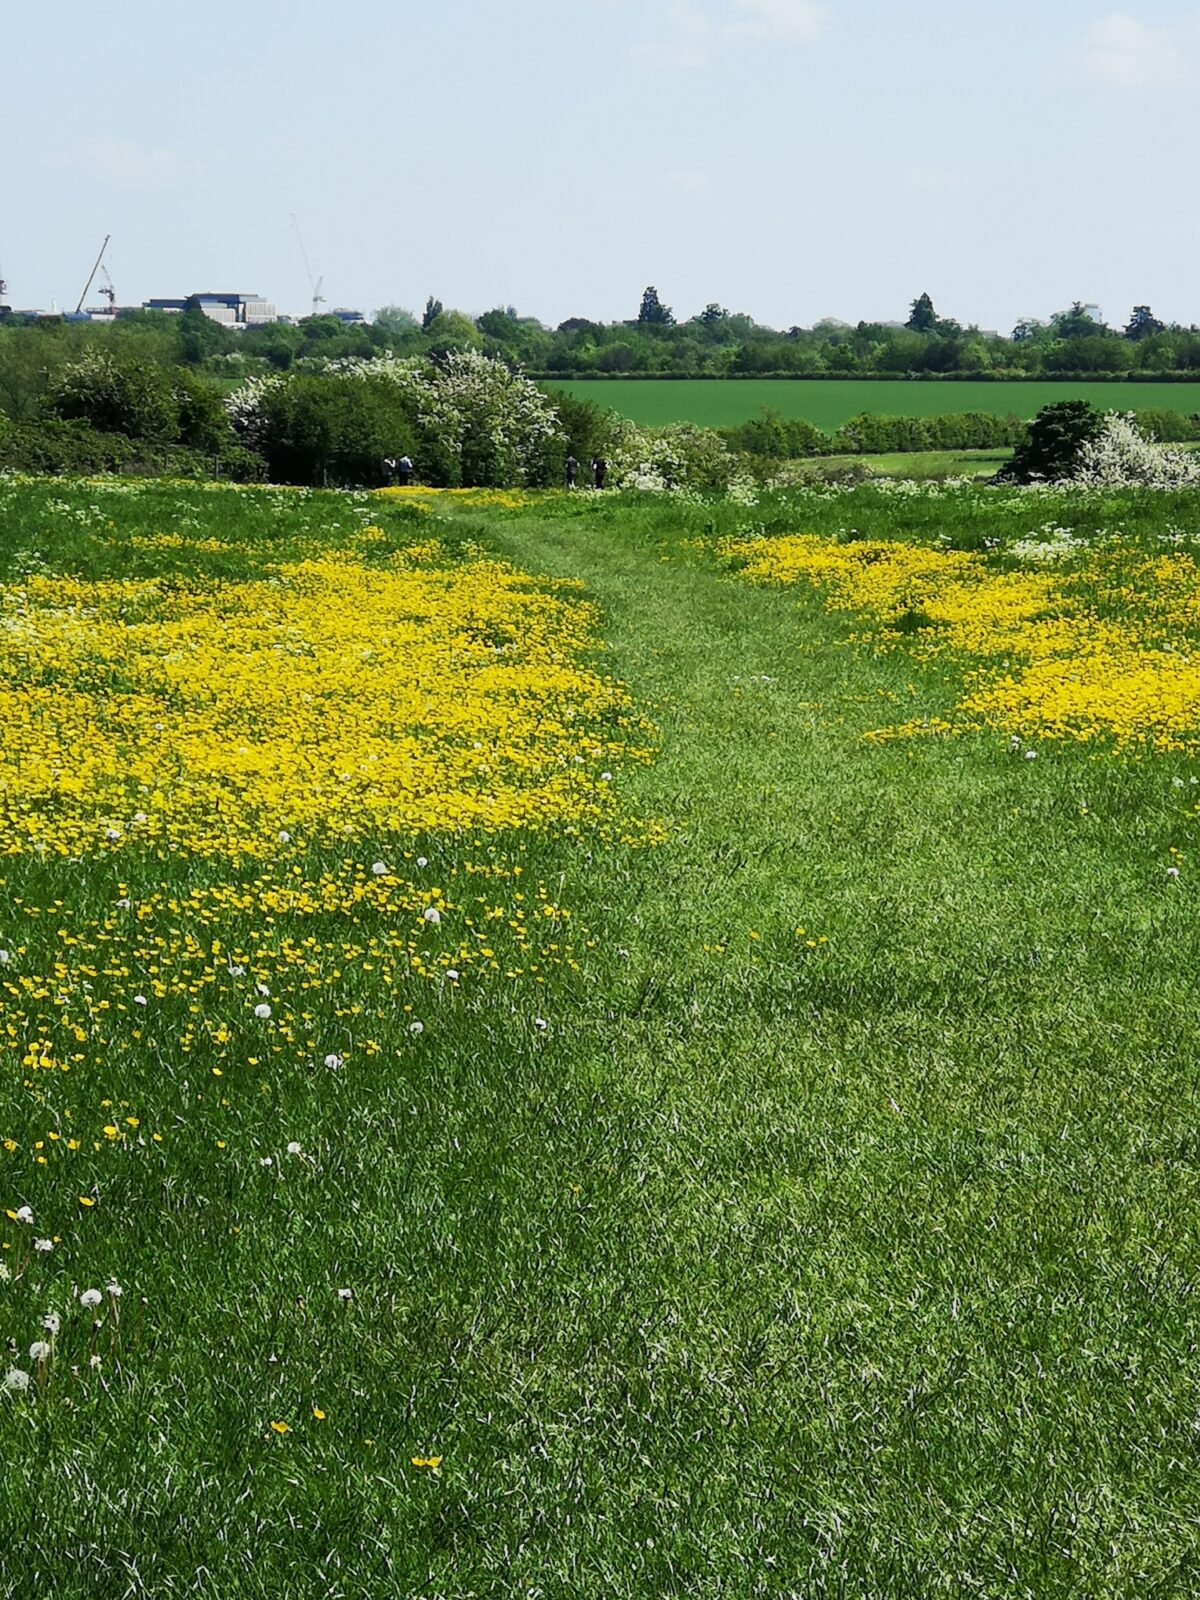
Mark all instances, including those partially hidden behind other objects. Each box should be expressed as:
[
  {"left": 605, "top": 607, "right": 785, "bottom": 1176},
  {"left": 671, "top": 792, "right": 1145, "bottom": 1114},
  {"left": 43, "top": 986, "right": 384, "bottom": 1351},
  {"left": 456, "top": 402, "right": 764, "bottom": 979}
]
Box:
[
  {"left": 312, "top": 1407, "right": 326, "bottom": 1421},
  {"left": 78, "top": 1196, "right": 95, "bottom": 1207},
  {"left": 270, "top": 1421, "right": 291, "bottom": 1435}
]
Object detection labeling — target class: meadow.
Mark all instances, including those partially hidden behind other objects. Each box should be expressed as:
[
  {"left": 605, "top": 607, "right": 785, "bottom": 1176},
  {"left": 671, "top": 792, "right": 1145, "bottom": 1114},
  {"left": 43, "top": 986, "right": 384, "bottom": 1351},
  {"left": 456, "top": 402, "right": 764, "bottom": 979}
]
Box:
[
  {"left": 551, "top": 377, "right": 1200, "bottom": 431},
  {"left": 5, "top": 474, "right": 1200, "bottom": 1597}
]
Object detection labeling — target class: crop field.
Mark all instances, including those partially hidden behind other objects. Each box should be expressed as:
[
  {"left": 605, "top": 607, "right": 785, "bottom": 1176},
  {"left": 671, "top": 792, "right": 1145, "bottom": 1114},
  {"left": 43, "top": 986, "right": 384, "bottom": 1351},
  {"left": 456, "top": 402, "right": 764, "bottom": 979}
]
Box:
[
  {"left": 6, "top": 475, "right": 1200, "bottom": 1597},
  {"left": 550, "top": 377, "right": 1200, "bottom": 431}
]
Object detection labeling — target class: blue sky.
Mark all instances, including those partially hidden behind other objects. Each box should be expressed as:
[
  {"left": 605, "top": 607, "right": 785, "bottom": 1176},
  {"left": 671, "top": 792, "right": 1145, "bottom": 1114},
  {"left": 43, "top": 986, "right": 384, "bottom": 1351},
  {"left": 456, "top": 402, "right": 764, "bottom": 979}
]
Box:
[{"left": 4, "top": 1, "right": 1199, "bottom": 331}]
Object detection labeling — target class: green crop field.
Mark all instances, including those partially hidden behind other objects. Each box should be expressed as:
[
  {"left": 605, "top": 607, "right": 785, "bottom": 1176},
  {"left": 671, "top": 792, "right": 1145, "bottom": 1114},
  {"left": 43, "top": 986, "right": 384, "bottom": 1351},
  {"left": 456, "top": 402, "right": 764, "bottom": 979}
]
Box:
[
  {"left": 549, "top": 377, "right": 1200, "bottom": 431},
  {"left": 7, "top": 476, "right": 1200, "bottom": 1596}
]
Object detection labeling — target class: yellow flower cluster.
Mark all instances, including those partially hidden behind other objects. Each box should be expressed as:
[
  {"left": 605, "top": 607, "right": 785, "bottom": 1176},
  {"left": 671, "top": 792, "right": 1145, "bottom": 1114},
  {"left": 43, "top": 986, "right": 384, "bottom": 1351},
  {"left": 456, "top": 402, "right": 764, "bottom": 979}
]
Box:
[
  {"left": 0, "top": 524, "right": 657, "bottom": 1200},
  {"left": 0, "top": 550, "right": 648, "bottom": 859},
  {"left": 721, "top": 533, "right": 1200, "bottom": 752}
]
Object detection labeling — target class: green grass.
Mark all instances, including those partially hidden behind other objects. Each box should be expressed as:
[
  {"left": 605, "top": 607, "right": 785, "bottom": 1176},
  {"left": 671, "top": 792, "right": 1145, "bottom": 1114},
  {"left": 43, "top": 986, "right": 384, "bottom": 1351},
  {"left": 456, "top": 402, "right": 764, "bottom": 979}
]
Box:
[
  {"left": 550, "top": 377, "right": 1200, "bottom": 431},
  {"left": 5, "top": 478, "right": 1200, "bottom": 1595}
]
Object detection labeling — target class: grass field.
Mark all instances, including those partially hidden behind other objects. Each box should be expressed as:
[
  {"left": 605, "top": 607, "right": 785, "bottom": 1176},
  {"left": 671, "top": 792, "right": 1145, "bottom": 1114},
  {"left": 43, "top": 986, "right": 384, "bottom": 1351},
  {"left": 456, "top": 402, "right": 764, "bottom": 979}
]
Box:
[
  {"left": 6, "top": 476, "right": 1200, "bottom": 1596},
  {"left": 549, "top": 377, "right": 1200, "bottom": 431}
]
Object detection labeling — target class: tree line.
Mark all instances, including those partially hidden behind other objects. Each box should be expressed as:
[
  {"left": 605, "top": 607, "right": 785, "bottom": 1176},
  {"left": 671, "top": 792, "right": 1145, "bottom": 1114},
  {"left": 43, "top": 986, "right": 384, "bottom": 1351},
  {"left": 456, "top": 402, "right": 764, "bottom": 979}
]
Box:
[{"left": 4, "top": 291, "right": 1200, "bottom": 395}]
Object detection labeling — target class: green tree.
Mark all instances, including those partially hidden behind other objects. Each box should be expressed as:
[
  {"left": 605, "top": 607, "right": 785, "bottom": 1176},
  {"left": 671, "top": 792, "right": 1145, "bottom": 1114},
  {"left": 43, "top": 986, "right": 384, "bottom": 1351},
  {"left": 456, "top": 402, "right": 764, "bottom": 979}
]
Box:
[
  {"left": 1000, "top": 400, "right": 1104, "bottom": 483},
  {"left": 637, "top": 286, "right": 674, "bottom": 327},
  {"left": 1052, "top": 302, "right": 1106, "bottom": 339},
  {"left": 906, "top": 292, "right": 938, "bottom": 333},
  {"left": 1125, "top": 305, "right": 1166, "bottom": 342},
  {"left": 422, "top": 296, "right": 444, "bottom": 332},
  {"left": 177, "top": 308, "right": 233, "bottom": 365},
  {"left": 372, "top": 306, "right": 419, "bottom": 338}
]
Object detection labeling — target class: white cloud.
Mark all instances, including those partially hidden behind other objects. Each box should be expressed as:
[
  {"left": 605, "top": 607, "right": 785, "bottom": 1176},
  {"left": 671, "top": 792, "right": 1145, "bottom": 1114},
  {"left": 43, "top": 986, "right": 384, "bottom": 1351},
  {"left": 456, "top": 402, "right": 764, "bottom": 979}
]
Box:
[
  {"left": 79, "top": 139, "right": 182, "bottom": 188},
  {"left": 638, "top": 0, "right": 827, "bottom": 68},
  {"left": 1072, "top": 11, "right": 1197, "bottom": 88},
  {"left": 728, "top": 0, "right": 827, "bottom": 43}
]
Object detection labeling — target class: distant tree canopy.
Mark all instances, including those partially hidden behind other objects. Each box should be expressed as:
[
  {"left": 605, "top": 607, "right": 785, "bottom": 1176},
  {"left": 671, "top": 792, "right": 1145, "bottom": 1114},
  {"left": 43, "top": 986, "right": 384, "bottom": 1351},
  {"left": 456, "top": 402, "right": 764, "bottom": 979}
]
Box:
[
  {"left": 906, "top": 293, "right": 939, "bottom": 334},
  {"left": 637, "top": 286, "right": 675, "bottom": 327},
  {"left": 1126, "top": 305, "right": 1166, "bottom": 342},
  {"left": 3, "top": 290, "right": 1200, "bottom": 402}
]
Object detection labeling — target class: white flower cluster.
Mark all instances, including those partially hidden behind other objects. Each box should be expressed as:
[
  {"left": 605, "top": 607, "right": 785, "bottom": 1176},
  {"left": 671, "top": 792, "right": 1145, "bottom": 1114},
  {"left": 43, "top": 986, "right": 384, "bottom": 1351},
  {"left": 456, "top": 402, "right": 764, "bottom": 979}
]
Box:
[
  {"left": 1071, "top": 413, "right": 1200, "bottom": 491},
  {"left": 1009, "top": 522, "right": 1090, "bottom": 564},
  {"left": 226, "top": 351, "right": 561, "bottom": 489},
  {"left": 608, "top": 420, "right": 736, "bottom": 496}
]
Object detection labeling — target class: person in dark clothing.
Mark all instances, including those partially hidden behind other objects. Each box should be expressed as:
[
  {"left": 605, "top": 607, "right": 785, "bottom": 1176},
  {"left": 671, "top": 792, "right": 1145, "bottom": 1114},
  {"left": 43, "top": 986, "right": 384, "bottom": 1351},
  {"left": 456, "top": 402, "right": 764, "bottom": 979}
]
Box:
[
  {"left": 591, "top": 456, "right": 608, "bottom": 490},
  {"left": 397, "top": 455, "right": 414, "bottom": 487},
  {"left": 381, "top": 455, "right": 397, "bottom": 485},
  {"left": 564, "top": 453, "right": 579, "bottom": 489}
]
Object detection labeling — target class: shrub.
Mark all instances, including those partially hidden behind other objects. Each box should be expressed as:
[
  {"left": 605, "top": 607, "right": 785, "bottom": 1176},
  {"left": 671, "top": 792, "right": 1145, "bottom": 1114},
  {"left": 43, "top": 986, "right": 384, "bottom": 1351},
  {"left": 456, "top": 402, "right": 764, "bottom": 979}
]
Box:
[
  {"left": 48, "top": 350, "right": 180, "bottom": 442},
  {"left": 1071, "top": 413, "right": 1200, "bottom": 489},
  {"left": 1131, "top": 409, "right": 1200, "bottom": 443},
  {"left": 608, "top": 420, "right": 736, "bottom": 494},
  {"left": 1000, "top": 400, "right": 1105, "bottom": 483},
  {"left": 0, "top": 417, "right": 264, "bottom": 480},
  {"left": 228, "top": 352, "right": 561, "bottom": 488},
  {"left": 722, "top": 409, "right": 828, "bottom": 459}
]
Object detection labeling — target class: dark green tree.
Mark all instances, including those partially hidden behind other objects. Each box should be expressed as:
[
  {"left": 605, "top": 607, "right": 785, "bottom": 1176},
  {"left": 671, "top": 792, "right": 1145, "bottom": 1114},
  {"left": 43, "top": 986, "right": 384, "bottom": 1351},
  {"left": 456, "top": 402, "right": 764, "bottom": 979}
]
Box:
[
  {"left": 1125, "top": 305, "right": 1166, "bottom": 341},
  {"left": 906, "top": 293, "right": 938, "bottom": 333},
  {"left": 637, "top": 286, "right": 674, "bottom": 327},
  {"left": 1052, "top": 302, "right": 1106, "bottom": 339},
  {"left": 1000, "top": 400, "right": 1104, "bottom": 483},
  {"left": 422, "top": 296, "right": 444, "bottom": 332}
]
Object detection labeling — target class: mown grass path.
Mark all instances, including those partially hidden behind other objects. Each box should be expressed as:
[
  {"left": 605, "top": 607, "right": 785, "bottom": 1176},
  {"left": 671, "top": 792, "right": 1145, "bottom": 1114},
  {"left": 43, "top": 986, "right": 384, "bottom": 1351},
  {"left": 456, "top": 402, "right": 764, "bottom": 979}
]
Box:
[
  {"left": 456, "top": 499, "right": 1200, "bottom": 1597},
  {"left": 6, "top": 482, "right": 1200, "bottom": 1600}
]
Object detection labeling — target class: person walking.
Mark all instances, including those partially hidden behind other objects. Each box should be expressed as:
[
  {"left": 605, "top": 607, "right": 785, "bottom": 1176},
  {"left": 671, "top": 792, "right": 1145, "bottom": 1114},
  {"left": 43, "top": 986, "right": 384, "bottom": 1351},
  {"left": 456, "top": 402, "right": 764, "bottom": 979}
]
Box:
[
  {"left": 564, "top": 453, "right": 579, "bottom": 489},
  {"left": 591, "top": 456, "right": 608, "bottom": 490},
  {"left": 397, "top": 454, "right": 414, "bottom": 487}
]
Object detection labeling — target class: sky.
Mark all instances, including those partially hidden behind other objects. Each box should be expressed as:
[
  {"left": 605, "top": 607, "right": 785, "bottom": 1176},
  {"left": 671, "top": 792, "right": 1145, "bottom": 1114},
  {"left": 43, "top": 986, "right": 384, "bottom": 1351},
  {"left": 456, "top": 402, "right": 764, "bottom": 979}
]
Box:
[{"left": 4, "top": 0, "right": 1199, "bottom": 333}]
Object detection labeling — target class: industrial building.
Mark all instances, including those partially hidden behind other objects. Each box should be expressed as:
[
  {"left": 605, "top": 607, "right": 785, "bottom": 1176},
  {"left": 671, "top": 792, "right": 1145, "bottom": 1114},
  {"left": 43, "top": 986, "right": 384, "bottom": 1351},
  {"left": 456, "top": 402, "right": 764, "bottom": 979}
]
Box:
[{"left": 144, "top": 292, "right": 277, "bottom": 326}]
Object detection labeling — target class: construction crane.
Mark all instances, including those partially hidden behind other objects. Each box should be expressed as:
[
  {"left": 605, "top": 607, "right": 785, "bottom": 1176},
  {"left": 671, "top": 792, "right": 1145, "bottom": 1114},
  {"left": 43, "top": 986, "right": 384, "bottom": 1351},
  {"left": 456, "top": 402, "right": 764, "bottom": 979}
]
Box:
[
  {"left": 99, "top": 265, "right": 117, "bottom": 315},
  {"left": 75, "top": 234, "right": 111, "bottom": 315},
  {"left": 290, "top": 213, "right": 326, "bottom": 318}
]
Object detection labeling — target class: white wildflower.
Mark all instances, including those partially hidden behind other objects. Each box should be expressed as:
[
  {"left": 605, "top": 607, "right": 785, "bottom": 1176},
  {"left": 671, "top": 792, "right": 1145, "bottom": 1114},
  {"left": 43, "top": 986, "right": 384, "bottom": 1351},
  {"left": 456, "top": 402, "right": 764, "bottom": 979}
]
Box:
[
  {"left": 32, "top": 1238, "right": 53, "bottom": 1253},
  {"left": 337, "top": 1287, "right": 353, "bottom": 1302},
  {"left": 133, "top": 994, "right": 148, "bottom": 1006},
  {"left": 416, "top": 856, "right": 428, "bottom": 868},
  {"left": 409, "top": 1020, "right": 425, "bottom": 1036},
  {"left": 105, "top": 1281, "right": 122, "bottom": 1298},
  {"left": 422, "top": 907, "right": 441, "bottom": 926},
  {"left": 4, "top": 1368, "right": 30, "bottom": 1394},
  {"left": 41, "top": 1314, "right": 60, "bottom": 1335},
  {"left": 324, "top": 1053, "right": 343, "bottom": 1070},
  {"left": 79, "top": 1289, "right": 102, "bottom": 1309},
  {"left": 254, "top": 1003, "right": 272, "bottom": 1019},
  {"left": 371, "top": 861, "right": 390, "bottom": 876},
  {"left": 29, "top": 1341, "right": 51, "bottom": 1363},
  {"left": 14, "top": 1206, "right": 32, "bottom": 1225},
  {"left": 286, "top": 1140, "right": 303, "bottom": 1156}
]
